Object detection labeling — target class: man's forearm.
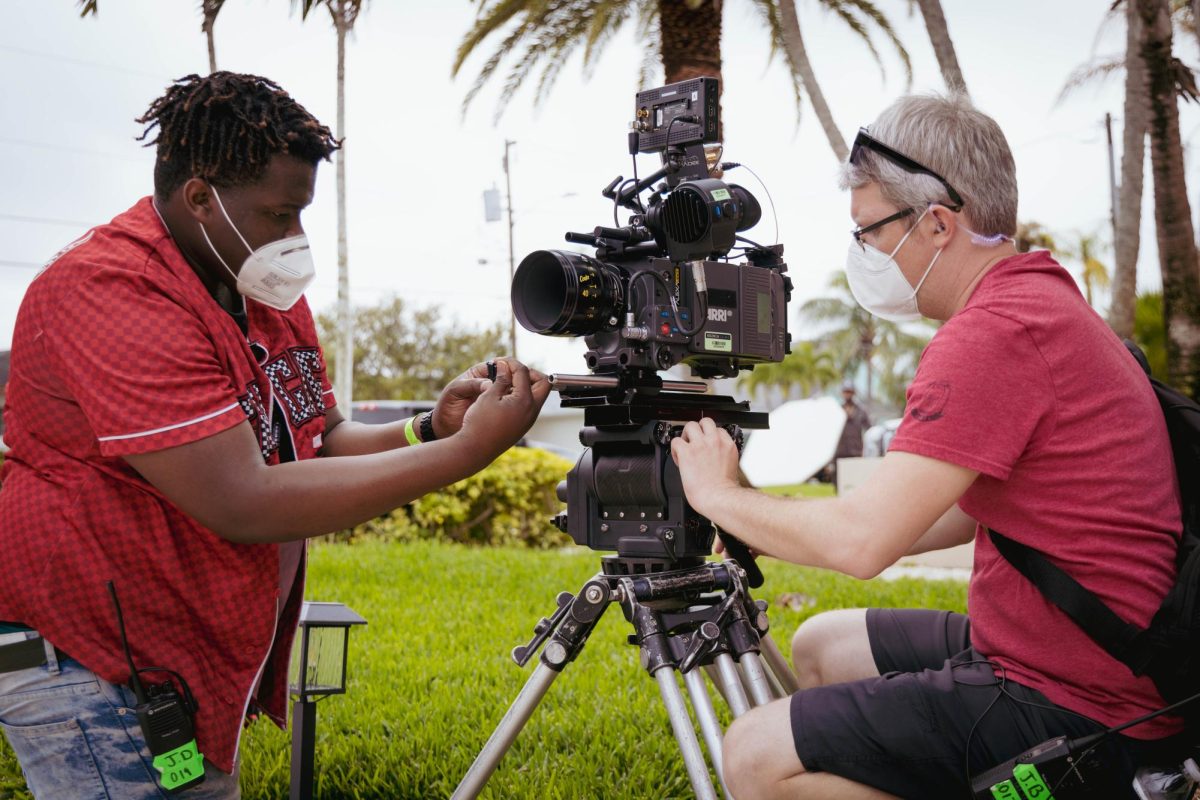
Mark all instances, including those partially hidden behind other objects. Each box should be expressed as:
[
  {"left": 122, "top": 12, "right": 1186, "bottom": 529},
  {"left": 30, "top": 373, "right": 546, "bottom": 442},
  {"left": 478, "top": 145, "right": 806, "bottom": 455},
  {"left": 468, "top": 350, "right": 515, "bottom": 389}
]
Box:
[{"left": 701, "top": 487, "right": 898, "bottom": 580}]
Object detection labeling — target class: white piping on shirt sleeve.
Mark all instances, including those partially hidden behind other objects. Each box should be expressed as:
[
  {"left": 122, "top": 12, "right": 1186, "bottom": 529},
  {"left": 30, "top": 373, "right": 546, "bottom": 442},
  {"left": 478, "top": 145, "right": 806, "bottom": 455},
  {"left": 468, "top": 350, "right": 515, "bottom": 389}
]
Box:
[{"left": 96, "top": 402, "right": 241, "bottom": 442}]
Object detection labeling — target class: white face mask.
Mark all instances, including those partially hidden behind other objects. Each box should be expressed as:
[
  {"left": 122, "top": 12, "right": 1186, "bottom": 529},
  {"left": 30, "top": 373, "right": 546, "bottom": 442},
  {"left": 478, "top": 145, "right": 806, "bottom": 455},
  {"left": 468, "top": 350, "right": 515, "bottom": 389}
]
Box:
[
  {"left": 198, "top": 186, "right": 315, "bottom": 311},
  {"left": 845, "top": 207, "right": 942, "bottom": 323}
]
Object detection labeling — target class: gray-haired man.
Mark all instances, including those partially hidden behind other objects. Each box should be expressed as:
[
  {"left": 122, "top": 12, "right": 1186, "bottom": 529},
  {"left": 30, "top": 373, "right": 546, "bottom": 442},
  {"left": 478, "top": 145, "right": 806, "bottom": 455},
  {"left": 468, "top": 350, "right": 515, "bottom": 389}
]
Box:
[{"left": 672, "top": 93, "right": 1186, "bottom": 798}]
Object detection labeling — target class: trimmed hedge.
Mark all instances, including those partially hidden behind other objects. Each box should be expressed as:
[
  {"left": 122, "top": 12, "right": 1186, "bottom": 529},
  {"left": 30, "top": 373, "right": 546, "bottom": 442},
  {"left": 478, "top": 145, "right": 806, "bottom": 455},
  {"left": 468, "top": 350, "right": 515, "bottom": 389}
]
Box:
[{"left": 325, "top": 446, "right": 574, "bottom": 548}]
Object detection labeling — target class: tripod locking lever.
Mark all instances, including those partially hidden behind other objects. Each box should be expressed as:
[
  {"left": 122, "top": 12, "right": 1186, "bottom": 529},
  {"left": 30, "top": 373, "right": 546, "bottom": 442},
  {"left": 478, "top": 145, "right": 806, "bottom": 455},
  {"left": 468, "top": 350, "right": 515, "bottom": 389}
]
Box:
[{"left": 512, "top": 591, "right": 574, "bottom": 667}]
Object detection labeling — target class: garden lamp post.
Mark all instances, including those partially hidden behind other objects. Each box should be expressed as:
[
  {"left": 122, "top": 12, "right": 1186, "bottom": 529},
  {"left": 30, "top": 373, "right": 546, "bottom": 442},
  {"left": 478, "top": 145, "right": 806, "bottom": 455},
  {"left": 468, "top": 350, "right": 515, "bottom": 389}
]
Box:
[{"left": 289, "top": 601, "right": 367, "bottom": 800}]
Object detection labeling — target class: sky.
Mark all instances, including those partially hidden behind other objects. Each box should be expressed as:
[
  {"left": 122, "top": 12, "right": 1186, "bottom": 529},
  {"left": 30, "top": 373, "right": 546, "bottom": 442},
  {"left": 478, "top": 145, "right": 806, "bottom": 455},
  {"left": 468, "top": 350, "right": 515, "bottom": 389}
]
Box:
[{"left": 2, "top": 0, "right": 1196, "bottom": 378}]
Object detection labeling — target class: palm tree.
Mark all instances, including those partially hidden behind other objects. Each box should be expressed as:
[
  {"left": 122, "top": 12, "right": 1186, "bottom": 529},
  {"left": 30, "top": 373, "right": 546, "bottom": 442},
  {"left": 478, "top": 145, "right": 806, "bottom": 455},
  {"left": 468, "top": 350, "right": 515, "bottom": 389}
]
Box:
[
  {"left": 1062, "top": 232, "right": 1112, "bottom": 307},
  {"left": 296, "top": 0, "right": 365, "bottom": 419},
  {"left": 78, "top": 1, "right": 225, "bottom": 72},
  {"left": 1135, "top": 0, "right": 1200, "bottom": 397},
  {"left": 908, "top": 0, "right": 968, "bottom": 95},
  {"left": 774, "top": 0, "right": 911, "bottom": 161},
  {"left": 1058, "top": 0, "right": 1200, "bottom": 340},
  {"left": 737, "top": 340, "right": 838, "bottom": 404},
  {"left": 1111, "top": 0, "right": 1149, "bottom": 340},
  {"left": 798, "top": 272, "right": 931, "bottom": 407},
  {"left": 1015, "top": 220, "right": 1058, "bottom": 254},
  {"left": 200, "top": 1, "right": 226, "bottom": 73},
  {"left": 453, "top": 0, "right": 911, "bottom": 161}
]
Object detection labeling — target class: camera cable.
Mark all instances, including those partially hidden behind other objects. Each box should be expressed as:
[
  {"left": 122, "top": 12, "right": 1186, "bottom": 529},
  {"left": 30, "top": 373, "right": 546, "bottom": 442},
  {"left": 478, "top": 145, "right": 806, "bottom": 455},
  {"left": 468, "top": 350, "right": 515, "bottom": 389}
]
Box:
[{"left": 720, "top": 161, "right": 779, "bottom": 246}]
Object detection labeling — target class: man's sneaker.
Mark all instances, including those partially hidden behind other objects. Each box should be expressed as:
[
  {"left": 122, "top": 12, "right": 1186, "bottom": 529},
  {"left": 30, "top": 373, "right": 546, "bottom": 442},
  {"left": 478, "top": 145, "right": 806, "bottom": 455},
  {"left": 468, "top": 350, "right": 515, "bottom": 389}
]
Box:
[{"left": 1132, "top": 766, "right": 1197, "bottom": 800}]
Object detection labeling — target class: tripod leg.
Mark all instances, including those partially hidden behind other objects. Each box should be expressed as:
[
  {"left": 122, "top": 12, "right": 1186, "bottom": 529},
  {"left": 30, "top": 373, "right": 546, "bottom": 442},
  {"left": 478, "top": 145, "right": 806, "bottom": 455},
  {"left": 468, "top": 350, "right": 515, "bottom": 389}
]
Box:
[
  {"left": 764, "top": 660, "right": 786, "bottom": 699},
  {"left": 759, "top": 635, "right": 800, "bottom": 695},
  {"left": 451, "top": 663, "right": 560, "bottom": 800},
  {"left": 655, "top": 668, "right": 720, "bottom": 800},
  {"left": 683, "top": 669, "right": 735, "bottom": 800},
  {"left": 738, "top": 652, "right": 774, "bottom": 707},
  {"left": 712, "top": 653, "right": 752, "bottom": 717}
]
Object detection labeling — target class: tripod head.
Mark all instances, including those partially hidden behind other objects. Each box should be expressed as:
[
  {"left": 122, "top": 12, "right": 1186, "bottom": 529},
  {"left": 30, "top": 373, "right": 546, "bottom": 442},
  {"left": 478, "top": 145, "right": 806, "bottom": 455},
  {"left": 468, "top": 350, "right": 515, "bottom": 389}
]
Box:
[{"left": 550, "top": 377, "right": 765, "bottom": 586}]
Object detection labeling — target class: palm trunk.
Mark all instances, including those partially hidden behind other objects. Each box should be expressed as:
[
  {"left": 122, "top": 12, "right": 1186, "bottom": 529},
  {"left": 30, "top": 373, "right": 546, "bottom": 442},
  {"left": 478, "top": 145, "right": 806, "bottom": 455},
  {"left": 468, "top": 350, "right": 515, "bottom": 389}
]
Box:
[
  {"left": 1137, "top": 0, "right": 1200, "bottom": 397},
  {"left": 334, "top": 0, "right": 354, "bottom": 416},
  {"left": 914, "top": 0, "right": 968, "bottom": 95},
  {"left": 1109, "top": 0, "right": 1147, "bottom": 340},
  {"left": 777, "top": 0, "right": 848, "bottom": 162},
  {"left": 657, "top": 0, "right": 722, "bottom": 83},
  {"left": 202, "top": 10, "right": 218, "bottom": 72},
  {"left": 657, "top": 0, "right": 723, "bottom": 134}
]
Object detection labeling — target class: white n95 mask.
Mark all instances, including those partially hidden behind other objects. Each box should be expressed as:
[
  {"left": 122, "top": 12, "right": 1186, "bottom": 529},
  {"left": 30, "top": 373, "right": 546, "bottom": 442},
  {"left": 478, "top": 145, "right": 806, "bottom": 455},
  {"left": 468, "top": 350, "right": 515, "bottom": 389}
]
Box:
[
  {"left": 198, "top": 186, "right": 316, "bottom": 311},
  {"left": 845, "top": 207, "right": 941, "bottom": 324}
]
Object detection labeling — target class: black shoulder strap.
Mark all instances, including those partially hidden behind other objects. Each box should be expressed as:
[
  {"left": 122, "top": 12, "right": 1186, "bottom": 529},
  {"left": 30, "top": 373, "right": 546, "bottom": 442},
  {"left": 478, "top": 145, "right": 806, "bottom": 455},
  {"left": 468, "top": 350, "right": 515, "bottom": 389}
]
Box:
[{"left": 989, "top": 529, "right": 1148, "bottom": 671}]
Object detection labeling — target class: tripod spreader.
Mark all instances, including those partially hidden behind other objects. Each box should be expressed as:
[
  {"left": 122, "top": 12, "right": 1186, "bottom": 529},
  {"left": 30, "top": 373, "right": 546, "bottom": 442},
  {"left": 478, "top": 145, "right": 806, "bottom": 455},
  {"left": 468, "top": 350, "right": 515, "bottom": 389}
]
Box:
[{"left": 511, "top": 579, "right": 614, "bottom": 670}]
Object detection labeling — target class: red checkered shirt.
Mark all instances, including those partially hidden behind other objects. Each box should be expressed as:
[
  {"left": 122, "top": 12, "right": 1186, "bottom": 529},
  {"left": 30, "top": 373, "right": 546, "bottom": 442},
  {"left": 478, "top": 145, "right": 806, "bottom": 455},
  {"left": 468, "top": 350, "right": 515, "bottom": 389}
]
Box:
[{"left": 0, "top": 197, "right": 334, "bottom": 772}]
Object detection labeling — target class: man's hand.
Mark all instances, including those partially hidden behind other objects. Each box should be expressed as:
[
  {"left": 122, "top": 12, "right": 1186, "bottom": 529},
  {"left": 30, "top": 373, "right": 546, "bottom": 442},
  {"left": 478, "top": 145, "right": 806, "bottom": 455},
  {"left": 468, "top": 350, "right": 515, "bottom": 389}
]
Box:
[
  {"left": 454, "top": 359, "right": 551, "bottom": 460},
  {"left": 670, "top": 417, "right": 741, "bottom": 520},
  {"left": 431, "top": 357, "right": 549, "bottom": 439}
]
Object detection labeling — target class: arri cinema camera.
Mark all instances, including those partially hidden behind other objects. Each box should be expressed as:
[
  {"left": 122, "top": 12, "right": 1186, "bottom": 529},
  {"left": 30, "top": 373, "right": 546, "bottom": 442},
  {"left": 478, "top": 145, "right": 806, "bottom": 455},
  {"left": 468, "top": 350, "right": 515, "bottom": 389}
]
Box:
[{"left": 510, "top": 77, "right": 792, "bottom": 579}]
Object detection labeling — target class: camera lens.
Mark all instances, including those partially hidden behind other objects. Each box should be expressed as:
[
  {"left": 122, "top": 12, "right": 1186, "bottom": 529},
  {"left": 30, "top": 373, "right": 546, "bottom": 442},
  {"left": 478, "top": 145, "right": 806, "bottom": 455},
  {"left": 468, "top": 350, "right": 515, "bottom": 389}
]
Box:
[{"left": 511, "top": 250, "right": 624, "bottom": 336}]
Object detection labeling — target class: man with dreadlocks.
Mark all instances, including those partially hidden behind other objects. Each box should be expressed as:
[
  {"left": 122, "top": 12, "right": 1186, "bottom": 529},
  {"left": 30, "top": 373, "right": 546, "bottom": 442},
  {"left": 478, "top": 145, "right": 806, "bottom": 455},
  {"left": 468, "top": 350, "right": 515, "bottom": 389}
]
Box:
[{"left": 0, "top": 72, "right": 548, "bottom": 798}]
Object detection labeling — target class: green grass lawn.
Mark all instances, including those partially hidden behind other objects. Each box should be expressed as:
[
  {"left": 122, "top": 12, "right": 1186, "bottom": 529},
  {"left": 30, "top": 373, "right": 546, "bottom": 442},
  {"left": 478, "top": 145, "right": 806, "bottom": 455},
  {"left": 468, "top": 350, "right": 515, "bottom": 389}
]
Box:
[{"left": 0, "top": 539, "right": 965, "bottom": 799}]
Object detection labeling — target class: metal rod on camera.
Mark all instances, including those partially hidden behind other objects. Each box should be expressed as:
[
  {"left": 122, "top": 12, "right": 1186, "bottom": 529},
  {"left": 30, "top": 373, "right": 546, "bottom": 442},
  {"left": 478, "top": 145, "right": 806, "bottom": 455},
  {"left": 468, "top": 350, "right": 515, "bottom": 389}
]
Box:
[
  {"left": 450, "top": 663, "right": 560, "bottom": 800},
  {"left": 739, "top": 653, "right": 775, "bottom": 707},
  {"left": 656, "top": 668, "right": 719, "bottom": 800},
  {"left": 712, "top": 653, "right": 752, "bottom": 717},
  {"left": 759, "top": 636, "right": 800, "bottom": 696},
  {"left": 683, "top": 668, "right": 734, "bottom": 800},
  {"left": 548, "top": 373, "right": 709, "bottom": 394}
]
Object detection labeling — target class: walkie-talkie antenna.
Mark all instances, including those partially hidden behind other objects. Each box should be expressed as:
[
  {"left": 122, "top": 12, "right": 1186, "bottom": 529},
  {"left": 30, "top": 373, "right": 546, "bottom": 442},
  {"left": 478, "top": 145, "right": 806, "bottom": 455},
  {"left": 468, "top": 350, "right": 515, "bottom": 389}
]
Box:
[{"left": 106, "top": 580, "right": 147, "bottom": 704}]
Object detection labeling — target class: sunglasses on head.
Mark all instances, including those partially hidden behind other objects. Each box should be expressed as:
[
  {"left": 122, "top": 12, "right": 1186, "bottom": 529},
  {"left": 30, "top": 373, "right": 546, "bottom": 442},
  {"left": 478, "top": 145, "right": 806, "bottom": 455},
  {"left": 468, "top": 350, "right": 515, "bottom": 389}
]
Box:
[{"left": 850, "top": 128, "right": 964, "bottom": 213}]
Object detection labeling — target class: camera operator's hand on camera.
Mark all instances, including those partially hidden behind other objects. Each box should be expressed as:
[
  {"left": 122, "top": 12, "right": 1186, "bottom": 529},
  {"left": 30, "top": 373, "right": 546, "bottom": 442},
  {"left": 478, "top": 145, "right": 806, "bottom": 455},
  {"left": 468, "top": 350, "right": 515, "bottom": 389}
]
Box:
[
  {"left": 670, "top": 417, "right": 741, "bottom": 520},
  {"left": 456, "top": 359, "right": 550, "bottom": 461},
  {"left": 431, "top": 358, "right": 549, "bottom": 439}
]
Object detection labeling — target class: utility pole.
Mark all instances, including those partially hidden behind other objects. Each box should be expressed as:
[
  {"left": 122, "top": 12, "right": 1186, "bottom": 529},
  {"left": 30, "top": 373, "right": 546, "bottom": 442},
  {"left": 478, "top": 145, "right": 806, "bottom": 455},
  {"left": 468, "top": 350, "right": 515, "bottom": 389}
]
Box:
[
  {"left": 1105, "top": 113, "right": 1119, "bottom": 245},
  {"left": 502, "top": 139, "right": 518, "bottom": 360}
]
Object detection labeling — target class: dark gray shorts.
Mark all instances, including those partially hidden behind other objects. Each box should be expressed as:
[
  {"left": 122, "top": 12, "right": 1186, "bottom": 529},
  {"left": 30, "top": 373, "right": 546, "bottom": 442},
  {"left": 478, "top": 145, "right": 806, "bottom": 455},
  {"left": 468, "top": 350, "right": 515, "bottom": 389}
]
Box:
[{"left": 789, "top": 608, "right": 1179, "bottom": 799}]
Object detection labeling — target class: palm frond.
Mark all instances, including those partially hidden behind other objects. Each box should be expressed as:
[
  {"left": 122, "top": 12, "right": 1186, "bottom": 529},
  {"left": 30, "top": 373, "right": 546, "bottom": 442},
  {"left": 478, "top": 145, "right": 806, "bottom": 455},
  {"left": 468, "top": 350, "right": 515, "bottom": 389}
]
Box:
[
  {"left": 818, "top": 1, "right": 887, "bottom": 84},
  {"left": 839, "top": 0, "right": 913, "bottom": 87},
  {"left": 453, "top": 0, "right": 545, "bottom": 77},
  {"left": 746, "top": 0, "right": 805, "bottom": 128},
  {"left": 1057, "top": 55, "right": 1124, "bottom": 103}
]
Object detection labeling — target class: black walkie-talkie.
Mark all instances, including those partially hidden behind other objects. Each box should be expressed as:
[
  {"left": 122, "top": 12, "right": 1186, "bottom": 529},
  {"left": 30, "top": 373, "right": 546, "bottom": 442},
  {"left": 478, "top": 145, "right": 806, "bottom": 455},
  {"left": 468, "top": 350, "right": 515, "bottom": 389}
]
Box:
[{"left": 107, "top": 581, "right": 205, "bottom": 794}]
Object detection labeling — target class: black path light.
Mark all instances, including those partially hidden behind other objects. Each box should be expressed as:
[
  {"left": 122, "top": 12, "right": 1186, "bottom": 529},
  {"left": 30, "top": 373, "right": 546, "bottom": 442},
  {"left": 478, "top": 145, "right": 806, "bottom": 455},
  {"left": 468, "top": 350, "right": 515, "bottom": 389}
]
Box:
[{"left": 289, "top": 601, "right": 367, "bottom": 800}]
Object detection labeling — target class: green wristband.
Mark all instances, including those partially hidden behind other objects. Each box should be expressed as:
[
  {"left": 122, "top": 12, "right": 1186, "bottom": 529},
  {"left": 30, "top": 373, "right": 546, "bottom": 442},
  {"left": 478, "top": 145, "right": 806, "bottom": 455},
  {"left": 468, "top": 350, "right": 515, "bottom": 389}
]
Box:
[{"left": 404, "top": 415, "right": 421, "bottom": 446}]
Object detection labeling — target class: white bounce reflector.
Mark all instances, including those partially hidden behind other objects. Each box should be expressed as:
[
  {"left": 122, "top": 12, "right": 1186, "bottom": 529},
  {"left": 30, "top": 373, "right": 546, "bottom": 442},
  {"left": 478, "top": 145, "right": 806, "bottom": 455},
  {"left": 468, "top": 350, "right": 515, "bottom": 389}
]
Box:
[{"left": 739, "top": 397, "right": 846, "bottom": 487}]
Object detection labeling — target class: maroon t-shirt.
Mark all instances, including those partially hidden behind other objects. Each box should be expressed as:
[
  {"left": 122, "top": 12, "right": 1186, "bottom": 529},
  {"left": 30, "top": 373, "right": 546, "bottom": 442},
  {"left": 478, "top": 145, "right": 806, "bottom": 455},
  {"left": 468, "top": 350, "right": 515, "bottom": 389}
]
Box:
[
  {"left": 889, "top": 250, "right": 1182, "bottom": 739},
  {"left": 0, "top": 197, "right": 335, "bottom": 770}
]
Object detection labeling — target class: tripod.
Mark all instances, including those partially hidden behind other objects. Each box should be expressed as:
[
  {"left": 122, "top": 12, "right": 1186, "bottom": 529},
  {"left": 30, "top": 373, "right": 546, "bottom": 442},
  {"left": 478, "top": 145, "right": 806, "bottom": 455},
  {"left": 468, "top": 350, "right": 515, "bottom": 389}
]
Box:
[{"left": 451, "top": 556, "right": 800, "bottom": 800}]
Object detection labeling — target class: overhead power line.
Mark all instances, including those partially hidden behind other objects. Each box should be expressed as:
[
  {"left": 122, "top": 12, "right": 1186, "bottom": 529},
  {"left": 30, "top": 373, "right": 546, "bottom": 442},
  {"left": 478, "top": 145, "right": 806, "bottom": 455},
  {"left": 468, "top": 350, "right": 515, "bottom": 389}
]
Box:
[
  {"left": 0, "top": 136, "right": 146, "bottom": 163},
  {"left": 0, "top": 43, "right": 162, "bottom": 79},
  {"left": 0, "top": 214, "right": 95, "bottom": 228}
]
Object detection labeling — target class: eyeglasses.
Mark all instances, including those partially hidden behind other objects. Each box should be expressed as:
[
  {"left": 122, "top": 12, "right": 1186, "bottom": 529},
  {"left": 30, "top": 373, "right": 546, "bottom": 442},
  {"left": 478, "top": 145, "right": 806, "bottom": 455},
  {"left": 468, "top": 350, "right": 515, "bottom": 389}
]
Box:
[
  {"left": 851, "top": 207, "right": 915, "bottom": 249},
  {"left": 850, "top": 128, "right": 964, "bottom": 212}
]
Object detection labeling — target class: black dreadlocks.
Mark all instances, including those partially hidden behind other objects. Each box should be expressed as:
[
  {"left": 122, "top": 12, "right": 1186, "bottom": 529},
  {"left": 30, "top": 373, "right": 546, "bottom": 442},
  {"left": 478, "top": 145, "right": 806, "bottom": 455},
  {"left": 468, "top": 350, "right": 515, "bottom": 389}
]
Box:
[{"left": 137, "top": 72, "right": 340, "bottom": 199}]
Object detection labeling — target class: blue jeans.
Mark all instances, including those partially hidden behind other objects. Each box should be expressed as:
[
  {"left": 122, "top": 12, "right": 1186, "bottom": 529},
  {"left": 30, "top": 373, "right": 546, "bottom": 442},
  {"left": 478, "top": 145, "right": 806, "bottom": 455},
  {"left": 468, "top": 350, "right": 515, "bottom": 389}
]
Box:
[{"left": 0, "top": 650, "right": 240, "bottom": 800}]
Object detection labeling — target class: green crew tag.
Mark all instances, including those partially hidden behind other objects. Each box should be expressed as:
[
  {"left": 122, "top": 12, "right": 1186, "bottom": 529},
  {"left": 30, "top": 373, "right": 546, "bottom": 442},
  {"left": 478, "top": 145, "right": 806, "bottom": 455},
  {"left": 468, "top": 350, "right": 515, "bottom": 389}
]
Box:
[
  {"left": 1012, "top": 763, "right": 1056, "bottom": 800},
  {"left": 989, "top": 778, "right": 1022, "bottom": 800},
  {"left": 152, "top": 739, "right": 205, "bottom": 791},
  {"left": 704, "top": 332, "right": 732, "bottom": 352}
]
